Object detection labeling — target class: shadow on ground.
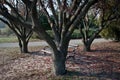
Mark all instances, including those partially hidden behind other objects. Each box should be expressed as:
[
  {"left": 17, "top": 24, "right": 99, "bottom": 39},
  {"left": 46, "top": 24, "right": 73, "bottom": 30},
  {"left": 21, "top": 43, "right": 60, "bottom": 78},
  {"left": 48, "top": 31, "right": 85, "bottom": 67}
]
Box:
[
  {"left": 66, "top": 70, "right": 120, "bottom": 80},
  {"left": 27, "top": 42, "right": 120, "bottom": 80}
]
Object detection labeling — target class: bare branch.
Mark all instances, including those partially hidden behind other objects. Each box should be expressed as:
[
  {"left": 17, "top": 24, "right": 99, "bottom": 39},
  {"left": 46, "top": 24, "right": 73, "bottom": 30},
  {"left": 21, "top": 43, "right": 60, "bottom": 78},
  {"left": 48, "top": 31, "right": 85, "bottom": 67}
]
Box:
[
  {"left": 70, "top": 0, "right": 82, "bottom": 13},
  {"left": 0, "top": 17, "right": 10, "bottom": 26},
  {"left": 57, "top": 0, "right": 61, "bottom": 7},
  {"left": 31, "top": 0, "right": 57, "bottom": 51},
  {"left": 0, "top": 18, "right": 22, "bottom": 37},
  {"left": 39, "top": 0, "right": 53, "bottom": 26},
  {"left": 49, "top": 0, "right": 58, "bottom": 25},
  {"left": 39, "top": 0, "right": 60, "bottom": 41},
  {"left": 67, "top": 0, "right": 98, "bottom": 37},
  {"left": 5, "top": 0, "right": 25, "bottom": 21},
  {"left": 67, "top": 0, "right": 88, "bottom": 26}
]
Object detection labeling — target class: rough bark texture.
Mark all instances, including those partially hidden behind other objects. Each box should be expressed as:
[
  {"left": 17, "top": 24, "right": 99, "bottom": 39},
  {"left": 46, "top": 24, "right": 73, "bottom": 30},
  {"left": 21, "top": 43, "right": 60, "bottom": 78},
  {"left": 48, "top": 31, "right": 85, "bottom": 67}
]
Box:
[
  {"left": 51, "top": 42, "right": 69, "bottom": 75},
  {"left": 52, "top": 53, "right": 66, "bottom": 75}
]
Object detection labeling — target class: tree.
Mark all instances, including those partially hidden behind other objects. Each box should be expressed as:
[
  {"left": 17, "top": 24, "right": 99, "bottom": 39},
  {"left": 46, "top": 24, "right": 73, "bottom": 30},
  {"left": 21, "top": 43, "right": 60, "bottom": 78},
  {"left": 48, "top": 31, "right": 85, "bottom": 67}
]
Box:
[
  {"left": 79, "top": 0, "right": 120, "bottom": 51},
  {"left": 0, "top": 0, "right": 33, "bottom": 53},
  {"left": 100, "top": 19, "right": 120, "bottom": 41},
  {"left": 0, "top": 19, "right": 32, "bottom": 53},
  {"left": 0, "top": 0, "right": 98, "bottom": 75},
  {"left": 79, "top": 9, "right": 100, "bottom": 51},
  {"left": 100, "top": 0, "right": 120, "bottom": 41}
]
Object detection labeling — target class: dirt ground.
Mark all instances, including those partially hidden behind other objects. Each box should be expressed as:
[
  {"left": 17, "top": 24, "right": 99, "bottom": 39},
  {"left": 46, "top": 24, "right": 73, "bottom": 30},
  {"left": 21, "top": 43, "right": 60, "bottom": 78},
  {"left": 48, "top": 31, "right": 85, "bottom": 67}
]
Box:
[{"left": 0, "top": 42, "right": 120, "bottom": 80}]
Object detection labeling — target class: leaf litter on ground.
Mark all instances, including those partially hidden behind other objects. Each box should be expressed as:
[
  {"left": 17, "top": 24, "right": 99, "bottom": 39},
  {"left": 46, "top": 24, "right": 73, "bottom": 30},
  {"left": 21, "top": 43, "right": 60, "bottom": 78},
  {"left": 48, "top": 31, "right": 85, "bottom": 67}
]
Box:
[{"left": 0, "top": 41, "right": 120, "bottom": 80}]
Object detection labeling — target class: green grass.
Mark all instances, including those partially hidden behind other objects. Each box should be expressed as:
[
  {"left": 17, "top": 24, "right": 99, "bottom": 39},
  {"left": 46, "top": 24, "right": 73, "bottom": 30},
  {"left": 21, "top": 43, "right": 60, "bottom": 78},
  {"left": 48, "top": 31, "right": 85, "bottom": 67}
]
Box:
[
  {"left": 0, "top": 46, "right": 43, "bottom": 65},
  {"left": 0, "top": 36, "right": 18, "bottom": 43},
  {"left": 0, "top": 36, "right": 40, "bottom": 43}
]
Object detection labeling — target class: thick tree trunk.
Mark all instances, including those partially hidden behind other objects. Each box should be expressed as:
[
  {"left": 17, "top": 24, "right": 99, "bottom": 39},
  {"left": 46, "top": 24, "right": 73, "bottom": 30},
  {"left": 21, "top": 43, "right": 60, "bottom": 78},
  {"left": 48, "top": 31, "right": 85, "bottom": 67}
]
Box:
[
  {"left": 83, "top": 42, "right": 91, "bottom": 52},
  {"left": 52, "top": 50, "right": 67, "bottom": 76},
  {"left": 21, "top": 40, "right": 28, "bottom": 53},
  {"left": 53, "top": 57, "right": 66, "bottom": 75},
  {"left": 18, "top": 38, "right": 28, "bottom": 53}
]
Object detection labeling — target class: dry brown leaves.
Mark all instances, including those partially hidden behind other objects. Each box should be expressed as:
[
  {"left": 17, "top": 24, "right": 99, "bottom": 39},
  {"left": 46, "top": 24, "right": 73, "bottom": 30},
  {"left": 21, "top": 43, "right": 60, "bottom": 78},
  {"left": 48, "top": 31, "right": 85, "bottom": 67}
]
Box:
[
  {"left": 0, "top": 41, "right": 120, "bottom": 80},
  {"left": 67, "top": 42, "right": 120, "bottom": 75}
]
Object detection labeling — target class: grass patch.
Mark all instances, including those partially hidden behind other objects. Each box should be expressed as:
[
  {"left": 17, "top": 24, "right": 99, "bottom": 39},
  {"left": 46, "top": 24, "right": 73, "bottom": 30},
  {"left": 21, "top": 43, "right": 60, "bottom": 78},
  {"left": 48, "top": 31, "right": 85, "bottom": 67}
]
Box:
[
  {"left": 0, "top": 36, "right": 40, "bottom": 43},
  {"left": 0, "top": 36, "right": 18, "bottom": 43},
  {"left": 0, "top": 46, "right": 44, "bottom": 65}
]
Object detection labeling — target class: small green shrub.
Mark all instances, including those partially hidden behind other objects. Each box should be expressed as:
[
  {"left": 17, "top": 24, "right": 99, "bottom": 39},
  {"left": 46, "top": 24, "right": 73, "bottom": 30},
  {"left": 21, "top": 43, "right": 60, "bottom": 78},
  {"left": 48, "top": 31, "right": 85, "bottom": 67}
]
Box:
[
  {"left": 71, "top": 30, "right": 82, "bottom": 39},
  {"left": 100, "top": 26, "right": 120, "bottom": 41},
  {"left": 31, "top": 32, "right": 40, "bottom": 39},
  {"left": 46, "top": 30, "right": 54, "bottom": 38},
  {"left": 31, "top": 30, "right": 96, "bottom": 39},
  {"left": 31, "top": 30, "right": 54, "bottom": 39}
]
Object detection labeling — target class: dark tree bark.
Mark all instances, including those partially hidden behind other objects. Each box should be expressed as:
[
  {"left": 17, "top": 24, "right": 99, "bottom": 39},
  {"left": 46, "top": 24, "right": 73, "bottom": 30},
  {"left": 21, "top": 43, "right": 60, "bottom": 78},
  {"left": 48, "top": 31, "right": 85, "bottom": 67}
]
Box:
[
  {"left": 83, "top": 42, "right": 91, "bottom": 51},
  {"left": 18, "top": 37, "right": 29, "bottom": 53},
  {"left": 22, "top": 39, "right": 28, "bottom": 53},
  {"left": 52, "top": 50, "right": 67, "bottom": 75}
]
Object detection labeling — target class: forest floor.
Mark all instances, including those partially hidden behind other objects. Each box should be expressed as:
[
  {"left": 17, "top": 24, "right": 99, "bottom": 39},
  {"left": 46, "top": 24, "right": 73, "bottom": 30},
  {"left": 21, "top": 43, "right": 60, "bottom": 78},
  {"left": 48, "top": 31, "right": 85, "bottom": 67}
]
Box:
[{"left": 0, "top": 41, "right": 120, "bottom": 80}]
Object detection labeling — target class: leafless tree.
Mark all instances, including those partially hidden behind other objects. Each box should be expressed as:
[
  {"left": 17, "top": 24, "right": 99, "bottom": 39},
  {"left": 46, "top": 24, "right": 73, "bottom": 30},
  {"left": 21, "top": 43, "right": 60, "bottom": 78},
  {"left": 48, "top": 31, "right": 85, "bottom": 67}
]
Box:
[{"left": 0, "top": 0, "right": 33, "bottom": 53}]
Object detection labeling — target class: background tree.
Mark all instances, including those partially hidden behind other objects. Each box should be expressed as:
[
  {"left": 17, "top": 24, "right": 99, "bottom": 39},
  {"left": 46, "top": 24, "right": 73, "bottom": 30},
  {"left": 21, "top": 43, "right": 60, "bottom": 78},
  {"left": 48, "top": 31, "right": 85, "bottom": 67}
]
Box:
[
  {"left": 100, "top": 0, "right": 120, "bottom": 42},
  {"left": 100, "top": 19, "right": 120, "bottom": 41},
  {"left": 1, "top": 0, "right": 98, "bottom": 75},
  {"left": 79, "top": 9, "right": 100, "bottom": 51},
  {"left": 0, "top": 0, "right": 33, "bottom": 53},
  {"left": 79, "top": 0, "right": 120, "bottom": 51}
]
